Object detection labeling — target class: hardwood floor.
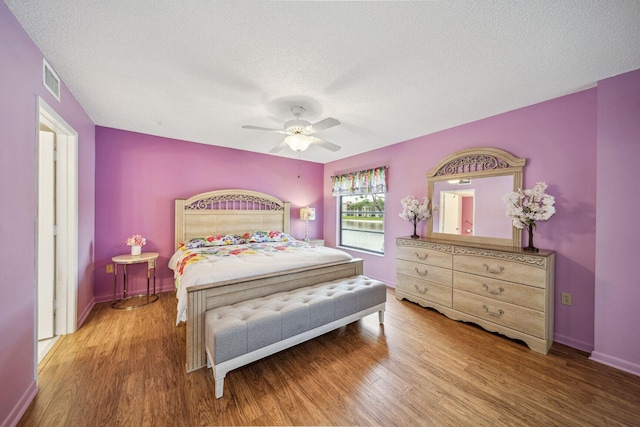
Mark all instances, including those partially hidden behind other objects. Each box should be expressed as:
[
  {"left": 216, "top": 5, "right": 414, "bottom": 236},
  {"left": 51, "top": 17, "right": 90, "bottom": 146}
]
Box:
[{"left": 19, "top": 288, "right": 640, "bottom": 426}]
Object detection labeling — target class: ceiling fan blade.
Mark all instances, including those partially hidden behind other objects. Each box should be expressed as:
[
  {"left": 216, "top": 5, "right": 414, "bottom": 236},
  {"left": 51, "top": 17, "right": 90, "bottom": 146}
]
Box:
[
  {"left": 310, "top": 136, "right": 341, "bottom": 152},
  {"left": 242, "top": 125, "right": 288, "bottom": 134},
  {"left": 306, "top": 117, "right": 340, "bottom": 134},
  {"left": 268, "top": 139, "right": 289, "bottom": 153}
]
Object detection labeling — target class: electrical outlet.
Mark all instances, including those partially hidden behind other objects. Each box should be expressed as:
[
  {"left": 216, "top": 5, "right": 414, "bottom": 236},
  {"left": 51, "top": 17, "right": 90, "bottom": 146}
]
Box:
[
  {"left": 561, "top": 292, "right": 572, "bottom": 306},
  {"left": 106, "top": 264, "right": 114, "bottom": 274}
]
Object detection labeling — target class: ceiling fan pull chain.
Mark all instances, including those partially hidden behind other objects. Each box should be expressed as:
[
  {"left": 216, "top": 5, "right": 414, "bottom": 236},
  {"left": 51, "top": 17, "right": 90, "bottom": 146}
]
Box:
[{"left": 297, "top": 151, "right": 301, "bottom": 179}]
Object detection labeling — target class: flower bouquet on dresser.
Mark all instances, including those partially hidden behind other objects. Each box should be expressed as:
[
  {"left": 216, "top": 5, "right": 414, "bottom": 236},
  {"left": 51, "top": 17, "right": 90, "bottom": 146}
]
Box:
[
  {"left": 126, "top": 234, "right": 146, "bottom": 256},
  {"left": 502, "top": 182, "right": 555, "bottom": 252},
  {"left": 399, "top": 196, "right": 430, "bottom": 239}
]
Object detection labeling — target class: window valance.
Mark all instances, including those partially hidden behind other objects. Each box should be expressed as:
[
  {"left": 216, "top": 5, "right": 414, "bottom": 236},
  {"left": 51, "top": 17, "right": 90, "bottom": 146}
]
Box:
[{"left": 331, "top": 166, "right": 387, "bottom": 197}]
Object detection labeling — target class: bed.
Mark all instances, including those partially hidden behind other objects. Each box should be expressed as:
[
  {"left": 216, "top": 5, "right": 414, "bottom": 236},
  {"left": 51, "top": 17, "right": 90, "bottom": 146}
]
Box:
[{"left": 171, "top": 189, "right": 364, "bottom": 372}]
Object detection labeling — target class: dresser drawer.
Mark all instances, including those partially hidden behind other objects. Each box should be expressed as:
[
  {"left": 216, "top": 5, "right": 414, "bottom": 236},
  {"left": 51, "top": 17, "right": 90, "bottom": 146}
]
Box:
[
  {"left": 453, "top": 271, "right": 545, "bottom": 311},
  {"left": 396, "top": 246, "right": 452, "bottom": 269},
  {"left": 454, "top": 255, "right": 547, "bottom": 288},
  {"left": 453, "top": 290, "right": 546, "bottom": 338},
  {"left": 396, "top": 259, "right": 452, "bottom": 287},
  {"left": 397, "top": 274, "right": 452, "bottom": 307}
]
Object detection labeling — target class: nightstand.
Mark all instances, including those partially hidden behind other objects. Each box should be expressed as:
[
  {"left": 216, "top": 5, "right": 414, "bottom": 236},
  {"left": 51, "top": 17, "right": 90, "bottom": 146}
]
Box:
[
  {"left": 111, "top": 252, "right": 159, "bottom": 309},
  {"left": 305, "top": 239, "right": 324, "bottom": 246}
]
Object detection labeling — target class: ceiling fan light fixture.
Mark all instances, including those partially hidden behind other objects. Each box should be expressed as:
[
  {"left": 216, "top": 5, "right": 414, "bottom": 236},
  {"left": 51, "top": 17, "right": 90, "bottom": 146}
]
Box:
[
  {"left": 243, "top": 105, "right": 341, "bottom": 154},
  {"left": 285, "top": 134, "right": 312, "bottom": 152}
]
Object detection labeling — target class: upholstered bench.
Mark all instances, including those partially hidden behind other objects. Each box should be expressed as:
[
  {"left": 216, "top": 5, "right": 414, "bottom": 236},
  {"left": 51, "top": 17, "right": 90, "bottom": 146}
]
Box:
[{"left": 204, "top": 274, "right": 387, "bottom": 398}]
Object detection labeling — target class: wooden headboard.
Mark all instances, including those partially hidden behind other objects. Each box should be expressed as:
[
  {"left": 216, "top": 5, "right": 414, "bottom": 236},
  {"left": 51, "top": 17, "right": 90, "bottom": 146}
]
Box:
[{"left": 174, "top": 189, "right": 291, "bottom": 250}]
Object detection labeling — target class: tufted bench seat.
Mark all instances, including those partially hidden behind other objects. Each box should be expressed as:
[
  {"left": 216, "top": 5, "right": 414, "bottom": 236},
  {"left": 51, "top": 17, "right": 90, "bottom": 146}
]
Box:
[{"left": 204, "top": 274, "right": 386, "bottom": 398}]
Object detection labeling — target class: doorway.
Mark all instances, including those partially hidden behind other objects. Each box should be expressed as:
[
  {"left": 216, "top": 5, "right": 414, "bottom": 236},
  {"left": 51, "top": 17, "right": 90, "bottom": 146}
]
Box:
[
  {"left": 439, "top": 189, "right": 475, "bottom": 236},
  {"left": 36, "top": 98, "right": 78, "bottom": 365}
]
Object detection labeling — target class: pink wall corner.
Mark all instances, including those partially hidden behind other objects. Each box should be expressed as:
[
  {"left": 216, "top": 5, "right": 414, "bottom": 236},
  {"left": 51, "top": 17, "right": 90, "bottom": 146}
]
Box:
[
  {"left": 592, "top": 69, "right": 640, "bottom": 375},
  {"left": 62, "top": 76, "right": 97, "bottom": 334},
  {"left": 0, "top": 3, "right": 96, "bottom": 426},
  {"left": 461, "top": 196, "right": 473, "bottom": 236},
  {"left": 325, "top": 88, "right": 598, "bottom": 352},
  {"left": 94, "top": 127, "right": 324, "bottom": 301}
]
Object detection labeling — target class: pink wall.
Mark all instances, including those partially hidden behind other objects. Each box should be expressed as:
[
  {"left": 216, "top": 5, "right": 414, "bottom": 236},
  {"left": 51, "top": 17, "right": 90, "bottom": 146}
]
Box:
[
  {"left": 325, "top": 89, "right": 598, "bottom": 353},
  {"left": 461, "top": 196, "right": 473, "bottom": 236},
  {"left": 4, "top": 1, "right": 637, "bottom": 422},
  {"left": 0, "top": 3, "right": 96, "bottom": 426},
  {"left": 592, "top": 69, "right": 640, "bottom": 375},
  {"left": 93, "top": 127, "right": 324, "bottom": 300}
]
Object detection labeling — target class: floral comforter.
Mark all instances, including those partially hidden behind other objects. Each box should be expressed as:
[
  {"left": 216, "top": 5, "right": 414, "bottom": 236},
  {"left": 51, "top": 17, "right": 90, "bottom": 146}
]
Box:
[{"left": 169, "top": 241, "right": 352, "bottom": 324}]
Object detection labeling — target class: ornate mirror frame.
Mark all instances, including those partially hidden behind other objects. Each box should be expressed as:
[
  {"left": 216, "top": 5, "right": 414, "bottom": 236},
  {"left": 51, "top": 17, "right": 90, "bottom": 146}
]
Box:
[{"left": 426, "top": 147, "right": 526, "bottom": 247}]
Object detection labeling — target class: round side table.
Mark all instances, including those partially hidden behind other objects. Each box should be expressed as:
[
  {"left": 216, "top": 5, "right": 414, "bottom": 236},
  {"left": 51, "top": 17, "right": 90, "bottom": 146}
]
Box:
[{"left": 111, "top": 252, "right": 160, "bottom": 309}]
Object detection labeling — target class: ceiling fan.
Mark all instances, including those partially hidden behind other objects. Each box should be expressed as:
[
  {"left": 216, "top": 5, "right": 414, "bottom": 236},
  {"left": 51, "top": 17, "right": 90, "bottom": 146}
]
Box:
[{"left": 242, "top": 106, "right": 341, "bottom": 153}]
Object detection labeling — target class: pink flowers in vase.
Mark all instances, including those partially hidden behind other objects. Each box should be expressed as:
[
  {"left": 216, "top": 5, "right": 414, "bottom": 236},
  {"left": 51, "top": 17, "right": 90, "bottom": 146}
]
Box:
[
  {"left": 126, "top": 234, "right": 146, "bottom": 255},
  {"left": 126, "top": 234, "right": 146, "bottom": 247},
  {"left": 502, "top": 182, "right": 555, "bottom": 229},
  {"left": 502, "top": 182, "right": 555, "bottom": 251},
  {"left": 399, "top": 196, "right": 430, "bottom": 238}
]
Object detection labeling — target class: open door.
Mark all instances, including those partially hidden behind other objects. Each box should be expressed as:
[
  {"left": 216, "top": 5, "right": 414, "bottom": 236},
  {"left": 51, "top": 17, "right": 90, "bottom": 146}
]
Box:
[
  {"left": 38, "top": 130, "right": 56, "bottom": 340},
  {"left": 36, "top": 98, "right": 78, "bottom": 368},
  {"left": 441, "top": 192, "right": 462, "bottom": 234}
]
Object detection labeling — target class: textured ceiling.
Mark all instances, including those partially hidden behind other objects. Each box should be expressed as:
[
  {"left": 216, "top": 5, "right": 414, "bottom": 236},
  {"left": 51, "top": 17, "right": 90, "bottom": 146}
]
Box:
[{"left": 6, "top": 1, "right": 640, "bottom": 163}]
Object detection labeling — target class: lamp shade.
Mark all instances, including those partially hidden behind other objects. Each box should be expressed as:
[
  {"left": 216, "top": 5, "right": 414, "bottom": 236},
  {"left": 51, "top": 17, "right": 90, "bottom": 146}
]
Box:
[
  {"left": 300, "top": 207, "right": 315, "bottom": 221},
  {"left": 285, "top": 134, "right": 312, "bottom": 152}
]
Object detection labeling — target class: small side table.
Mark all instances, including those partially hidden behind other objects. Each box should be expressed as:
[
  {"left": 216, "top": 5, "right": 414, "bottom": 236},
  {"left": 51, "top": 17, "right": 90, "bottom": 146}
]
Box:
[
  {"left": 112, "top": 252, "right": 159, "bottom": 309},
  {"left": 305, "top": 239, "right": 325, "bottom": 246}
]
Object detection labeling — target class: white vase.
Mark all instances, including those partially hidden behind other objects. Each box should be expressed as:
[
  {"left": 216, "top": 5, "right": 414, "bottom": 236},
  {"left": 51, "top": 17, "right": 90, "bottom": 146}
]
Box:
[{"left": 131, "top": 245, "right": 141, "bottom": 256}]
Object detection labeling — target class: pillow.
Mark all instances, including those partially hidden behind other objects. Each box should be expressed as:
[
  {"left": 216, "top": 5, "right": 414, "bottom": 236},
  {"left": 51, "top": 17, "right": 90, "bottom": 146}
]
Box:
[
  {"left": 183, "top": 234, "right": 247, "bottom": 249},
  {"left": 244, "top": 230, "right": 295, "bottom": 243}
]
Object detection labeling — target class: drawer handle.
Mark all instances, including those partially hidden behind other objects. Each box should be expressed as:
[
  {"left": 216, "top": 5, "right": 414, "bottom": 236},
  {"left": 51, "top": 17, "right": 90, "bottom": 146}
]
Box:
[
  {"left": 414, "top": 284, "right": 428, "bottom": 294},
  {"left": 482, "top": 283, "right": 504, "bottom": 295},
  {"left": 482, "top": 305, "right": 504, "bottom": 318},
  {"left": 482, "top": 264, "right": 505, "bottom": 275},
  {"left": 415, "top": 252, "right": 428, "bottom": 260},
  {"left": 414, "top": 267, "right": 428, "bottom": 276}
]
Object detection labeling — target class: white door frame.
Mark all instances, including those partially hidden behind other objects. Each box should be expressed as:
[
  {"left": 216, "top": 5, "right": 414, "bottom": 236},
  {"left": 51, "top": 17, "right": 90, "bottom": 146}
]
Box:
[{"left": 37, "top": 97, "right": 78, "bottom": 338}]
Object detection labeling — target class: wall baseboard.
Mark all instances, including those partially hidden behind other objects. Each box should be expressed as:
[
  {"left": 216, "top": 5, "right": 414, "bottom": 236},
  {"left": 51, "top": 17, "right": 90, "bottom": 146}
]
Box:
[
  {"left": 94, "top": 287, "right": 175, "bottom": 304},
  {"left": 590, "top": 350, "right": 640, "bottom": 377},
  {"left": 2, "top": 379, "right": 37, "bottom": 427},
  {"left": 76, "top": 297, "right": 95, "bottom": 329},
  {"left": 553, "top": 333, "right": 594, "bottom": 353}
]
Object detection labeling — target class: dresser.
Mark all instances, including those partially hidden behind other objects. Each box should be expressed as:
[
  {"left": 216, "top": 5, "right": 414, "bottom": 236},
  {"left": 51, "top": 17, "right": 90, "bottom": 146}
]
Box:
[{"left": 396, "top": 237, "right": 555, "bottom": 354}]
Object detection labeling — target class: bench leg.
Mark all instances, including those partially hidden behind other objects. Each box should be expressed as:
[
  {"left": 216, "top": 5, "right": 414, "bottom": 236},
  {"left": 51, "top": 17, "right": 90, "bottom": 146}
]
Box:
[
  {"left": 378, "top": 310, "right": 384, "bottom": 324},
  {"left": 215, "top": 375, "right": 225, "bottom": 399}
]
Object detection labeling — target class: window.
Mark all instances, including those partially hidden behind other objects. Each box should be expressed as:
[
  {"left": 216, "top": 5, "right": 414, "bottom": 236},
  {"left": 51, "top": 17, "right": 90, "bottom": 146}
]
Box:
[
  {"left": 332, "top": 166, "right": 387, "bottom": 254},
  {"left": 339, "top": 193, "right": 385, "bottom": 253}
]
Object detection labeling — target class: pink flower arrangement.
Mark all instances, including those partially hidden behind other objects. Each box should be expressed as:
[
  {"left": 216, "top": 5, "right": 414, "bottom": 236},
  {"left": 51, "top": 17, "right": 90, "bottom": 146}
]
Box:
[
  {"left": 400, "top": 195, "right": 430, "bottom": 238},
  {"left": 399, "top": 196, "right": 430, "bottom": 224},
  {"left": 502, "top": 182, "right": 556, "bottom": 229},
  {"left": 126, "top": 234, "right": 146, "bottom": 247}
]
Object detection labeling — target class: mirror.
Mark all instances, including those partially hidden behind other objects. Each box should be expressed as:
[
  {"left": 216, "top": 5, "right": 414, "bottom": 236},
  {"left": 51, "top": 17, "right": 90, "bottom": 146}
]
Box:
[
  {"left": 426, "top": 147, "right": 525, "bottom": 247},
  {"left": 432, "top": 176, "right": 513, "bottom": 238}
]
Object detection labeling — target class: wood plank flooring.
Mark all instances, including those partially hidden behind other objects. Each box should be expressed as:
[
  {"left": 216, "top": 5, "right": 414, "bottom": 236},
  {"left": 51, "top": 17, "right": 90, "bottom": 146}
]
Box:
[{"left": 19, "top": 288, "right": 640, "bottom": 426}]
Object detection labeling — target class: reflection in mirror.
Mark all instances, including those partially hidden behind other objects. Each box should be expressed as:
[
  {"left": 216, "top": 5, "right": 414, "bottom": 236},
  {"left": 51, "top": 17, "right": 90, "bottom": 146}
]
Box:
[
  {"left": 433, "top": 176, "right": 513, "bottom": 239},
  {"left": 439, "top": 188, "right": 475, "bottom": 235}
]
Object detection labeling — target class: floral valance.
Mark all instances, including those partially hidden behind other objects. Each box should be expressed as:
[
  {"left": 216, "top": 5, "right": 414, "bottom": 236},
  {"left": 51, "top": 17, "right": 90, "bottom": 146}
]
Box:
[{"left": 331, "top": 166, "right": 387, "bottom": 197}]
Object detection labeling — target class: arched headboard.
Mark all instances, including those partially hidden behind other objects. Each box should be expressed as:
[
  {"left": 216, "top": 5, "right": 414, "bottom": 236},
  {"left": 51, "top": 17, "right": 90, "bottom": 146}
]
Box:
[{"left": 174, "top": 189, "right": 291, "bottom": 250}]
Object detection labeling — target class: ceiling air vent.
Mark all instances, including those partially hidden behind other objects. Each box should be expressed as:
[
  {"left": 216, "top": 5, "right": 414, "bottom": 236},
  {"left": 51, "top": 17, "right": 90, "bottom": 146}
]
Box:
[{"left": 43, "top": 58, "right": 60, "bottom": 102}]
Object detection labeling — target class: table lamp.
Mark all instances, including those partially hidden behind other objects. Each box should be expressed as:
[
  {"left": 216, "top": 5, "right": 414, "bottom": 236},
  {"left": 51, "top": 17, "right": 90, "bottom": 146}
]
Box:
[{"left": 300, "top": 207, "right": 315, "bottom": 242}]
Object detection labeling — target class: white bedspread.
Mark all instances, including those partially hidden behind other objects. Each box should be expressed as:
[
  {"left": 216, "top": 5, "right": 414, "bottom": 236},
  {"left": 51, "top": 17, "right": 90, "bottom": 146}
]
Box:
[{"left": 168, "top": 241, "right": 352, "bottom": 324}]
